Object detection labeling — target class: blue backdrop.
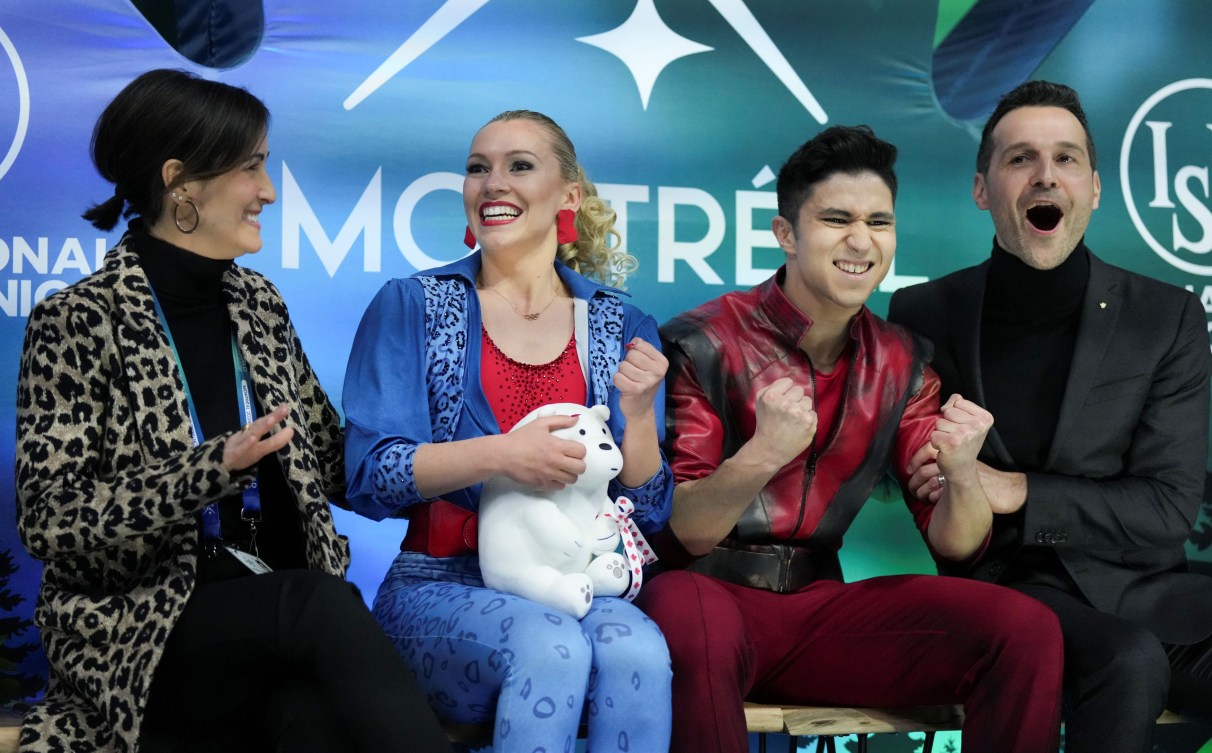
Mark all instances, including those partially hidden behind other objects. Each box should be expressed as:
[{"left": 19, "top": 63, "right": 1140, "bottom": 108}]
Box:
[{"left": 2, "top": 1, "right": 1212, "bottom": 748}]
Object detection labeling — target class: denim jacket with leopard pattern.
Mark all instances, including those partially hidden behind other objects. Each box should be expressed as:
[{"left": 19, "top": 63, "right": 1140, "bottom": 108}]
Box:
[{"left": 343, "top": 251, "right": 673, "bottom": 584}]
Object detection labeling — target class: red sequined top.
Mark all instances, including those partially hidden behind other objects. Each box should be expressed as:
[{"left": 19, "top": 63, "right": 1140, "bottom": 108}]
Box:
[{"left": 481, "top": 326, "right": 588, "bottom": 432}]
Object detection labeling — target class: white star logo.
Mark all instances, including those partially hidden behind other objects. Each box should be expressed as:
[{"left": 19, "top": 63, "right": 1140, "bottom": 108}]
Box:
[
  {"left": 345, "top": 0, "right": 827, "bottom": 123},
  {"left": 576, "top": 0, "right": 712, "bottom": 110},
  {"left": 579, "top": 0, "right": 826, "bottom": 122}
]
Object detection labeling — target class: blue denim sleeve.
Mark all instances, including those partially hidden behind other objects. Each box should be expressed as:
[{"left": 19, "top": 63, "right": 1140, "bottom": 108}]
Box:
[
  {"left": 343, "top": 279, "right": 433, "bottom": 520},
  {"left": 606, "top": 306, "right": 673, "bottom": 536}
]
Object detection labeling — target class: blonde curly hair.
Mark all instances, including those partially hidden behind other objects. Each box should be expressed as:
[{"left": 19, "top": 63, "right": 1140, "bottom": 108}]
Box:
[{"left": 486, "top": 110, "right": 637, "bottom": 288}]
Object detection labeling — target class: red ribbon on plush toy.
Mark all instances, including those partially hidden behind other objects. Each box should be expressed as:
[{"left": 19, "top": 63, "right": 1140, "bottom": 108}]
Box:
[{"left": 602, "top": 497, "right": 658, "bottom": 601}]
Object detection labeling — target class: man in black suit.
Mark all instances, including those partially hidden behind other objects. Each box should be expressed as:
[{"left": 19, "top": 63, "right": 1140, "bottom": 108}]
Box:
[{"left": 889, "top": 80, "right": 1212, "bottom": 753}]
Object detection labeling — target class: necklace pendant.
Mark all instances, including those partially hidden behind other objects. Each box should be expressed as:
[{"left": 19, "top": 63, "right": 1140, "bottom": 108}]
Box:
[{"left": 523, "top": 312, "right": 541, "bottom": 321}]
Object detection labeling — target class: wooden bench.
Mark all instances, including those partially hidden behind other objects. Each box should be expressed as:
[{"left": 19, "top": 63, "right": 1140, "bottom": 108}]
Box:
[
  {"left": 746, "top": 702, "right": 963, "bottom": 753},
  {"left": 744, "top": 702, "right": 1192, "bottom": 753}
]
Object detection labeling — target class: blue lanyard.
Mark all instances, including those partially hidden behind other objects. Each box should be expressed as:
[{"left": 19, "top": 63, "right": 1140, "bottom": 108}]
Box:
[{"left": 148, "top": 289, "right": 262, "bottom": 542}]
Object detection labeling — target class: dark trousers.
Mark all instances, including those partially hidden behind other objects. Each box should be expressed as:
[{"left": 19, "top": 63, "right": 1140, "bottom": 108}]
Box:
[
  {"left": 140, "top": 569, "right": 452, "bottom": 753},
  {"left": 1014, "top": 583, "right": 1212, "bottom": 753},
  {"left": 637, "top": 571, "right": 1064, "bottom": 753}
]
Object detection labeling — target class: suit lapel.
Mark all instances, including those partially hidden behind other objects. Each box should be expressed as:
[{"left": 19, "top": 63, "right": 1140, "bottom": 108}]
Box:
[
  {"left": 951, "top": 264, "right": 987, "bottom": 404},
  {"left": 1047, "top": 255, "right": 1122, "bottom": 467},
  {"left": 955, "top": 263, "right": 1018, "bottom": 466}
]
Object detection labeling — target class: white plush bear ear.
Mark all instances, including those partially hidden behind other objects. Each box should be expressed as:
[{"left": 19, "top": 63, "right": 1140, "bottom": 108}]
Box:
[{"left": 590, "top": 404, "right": 610, "bottom": 423}]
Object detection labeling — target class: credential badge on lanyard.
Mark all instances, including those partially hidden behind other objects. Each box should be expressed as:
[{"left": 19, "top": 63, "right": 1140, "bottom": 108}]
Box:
[{"left": 149, "top": 289, "right": 268, "bottom": 570}]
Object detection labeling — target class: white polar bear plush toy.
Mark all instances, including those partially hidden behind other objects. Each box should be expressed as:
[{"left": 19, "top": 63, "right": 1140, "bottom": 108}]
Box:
[{"left": 478, "top": 403, "right": 646, "bottom": 619}]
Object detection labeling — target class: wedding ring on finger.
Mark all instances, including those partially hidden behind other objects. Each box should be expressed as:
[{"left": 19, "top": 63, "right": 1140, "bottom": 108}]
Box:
[
  {"left": 243, "top": 422, "right": 255, "bottom": 434},
  {"left": 937, "top": 474, "right": 947, "bottom": 487}
]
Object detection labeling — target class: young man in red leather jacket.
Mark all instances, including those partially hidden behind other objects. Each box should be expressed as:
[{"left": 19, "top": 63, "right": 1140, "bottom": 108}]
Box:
[{"left": 638, "top": 125, "right": 1065, "bottom": 753}]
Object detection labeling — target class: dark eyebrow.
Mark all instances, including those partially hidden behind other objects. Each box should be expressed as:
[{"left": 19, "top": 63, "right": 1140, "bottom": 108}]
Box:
[{"left": 1001, "top": 140, "right": 1087, "bottom": 156}]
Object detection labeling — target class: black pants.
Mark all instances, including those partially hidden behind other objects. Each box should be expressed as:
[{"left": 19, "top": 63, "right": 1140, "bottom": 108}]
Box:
[
  {"left": 1015, "top": 583, "right": 1212, "bottom": 753},
  {"left": 140, "top": 569, "right": 452, "bottom": 753}
]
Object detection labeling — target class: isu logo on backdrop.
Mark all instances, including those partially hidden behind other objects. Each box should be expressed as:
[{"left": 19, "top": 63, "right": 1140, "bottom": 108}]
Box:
[
  {"left": 1121, "top": 79, "right": 1212, "bottom": 275},
  {"left": 0, "top": 25, "right": 30, "bottom": 182}
]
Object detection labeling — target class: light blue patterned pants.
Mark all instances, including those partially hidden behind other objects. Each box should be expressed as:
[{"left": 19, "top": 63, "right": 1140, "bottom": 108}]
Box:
[{"left": 373, "top": 555, "right": 672, "bottom": 753}]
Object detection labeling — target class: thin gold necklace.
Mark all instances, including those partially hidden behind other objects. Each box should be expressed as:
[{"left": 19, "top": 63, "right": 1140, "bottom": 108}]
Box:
[{"left": 480, "top": 276, "right": 561, "bottom": 321}]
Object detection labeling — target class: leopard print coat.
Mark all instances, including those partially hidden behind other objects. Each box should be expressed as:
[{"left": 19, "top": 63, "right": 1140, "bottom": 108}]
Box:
[{"left": 14, "top": 239, "right": 351, "bottom": 753}]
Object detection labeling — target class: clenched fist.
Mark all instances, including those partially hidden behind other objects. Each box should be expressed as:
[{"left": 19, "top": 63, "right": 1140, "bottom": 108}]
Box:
[{"left": 749, "top": 377, "right": 818, "bottom": 469}]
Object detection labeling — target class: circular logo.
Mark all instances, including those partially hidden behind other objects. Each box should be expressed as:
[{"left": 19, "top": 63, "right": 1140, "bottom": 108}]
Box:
[
  {"left": 0, "top": 25, "right": 30, "bottom": 182},
  {"left": 1121, "top": 79, "right": 1212, "bottom": 275}
]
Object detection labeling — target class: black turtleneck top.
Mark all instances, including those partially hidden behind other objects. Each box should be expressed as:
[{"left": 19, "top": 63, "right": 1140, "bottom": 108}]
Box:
[
  {"left": 981, "top": 241, "right": 1090, "bottom": 592},
  {"left": 132, "top": 228, "right": 306, "bottom": 575},
  {"left": 981, "top": 241, "right": 1090, "bottom": 471}
]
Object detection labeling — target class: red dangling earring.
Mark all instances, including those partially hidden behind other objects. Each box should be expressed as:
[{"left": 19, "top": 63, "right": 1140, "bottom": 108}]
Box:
[
  {"left": 464, "top": 226, "right": 477, "bottom": 250},
  {"left": 556, "top": 209, "right": 578, "bottom": 244}
]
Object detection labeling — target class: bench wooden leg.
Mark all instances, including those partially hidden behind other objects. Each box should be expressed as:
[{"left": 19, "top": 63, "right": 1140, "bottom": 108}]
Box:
[{"left": 922, "top": 730, "right": 936, "bottom": 753}]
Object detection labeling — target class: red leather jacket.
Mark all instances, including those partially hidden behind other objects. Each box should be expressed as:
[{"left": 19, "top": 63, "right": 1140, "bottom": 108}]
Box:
[{"left": 661, "top": 269, "right": 941, "bottom": 555}]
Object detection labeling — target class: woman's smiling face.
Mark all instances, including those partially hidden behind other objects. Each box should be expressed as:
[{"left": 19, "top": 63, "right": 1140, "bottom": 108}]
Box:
[
  {"left": 463, "top": 118, "right": 580, "bottom": 255},
  {"left": 172, "top": 136, "right": 276, "bottom": 260}
]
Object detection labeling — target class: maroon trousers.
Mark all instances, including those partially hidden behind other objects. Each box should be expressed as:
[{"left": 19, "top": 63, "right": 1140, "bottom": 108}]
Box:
[{"left": 637, "top": 571, "right": 1063, "bottom": 753}]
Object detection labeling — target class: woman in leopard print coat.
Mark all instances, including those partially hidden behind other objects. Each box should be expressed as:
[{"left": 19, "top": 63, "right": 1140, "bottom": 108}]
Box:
[{"left": 15, "top": 69, "right": 449, "bottom": 753}]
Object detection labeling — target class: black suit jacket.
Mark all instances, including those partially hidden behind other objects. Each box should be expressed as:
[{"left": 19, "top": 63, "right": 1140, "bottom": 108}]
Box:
[{"left": 888, "top": 250, "right": 1212, "bottom": 645}]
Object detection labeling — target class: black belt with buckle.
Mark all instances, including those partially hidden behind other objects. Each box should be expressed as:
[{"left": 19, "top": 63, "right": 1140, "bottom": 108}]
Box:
[{"left": 687, "top": 539, "right": 842, "bottom": 593}]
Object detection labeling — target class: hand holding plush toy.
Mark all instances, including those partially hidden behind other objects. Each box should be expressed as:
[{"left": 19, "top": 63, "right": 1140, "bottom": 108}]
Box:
[{"left": 478, "top": 403, "right": 655, "bottom": 618}]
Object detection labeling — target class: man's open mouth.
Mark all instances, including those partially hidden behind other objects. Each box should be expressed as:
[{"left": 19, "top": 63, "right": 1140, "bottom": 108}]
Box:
[{"left": 1026, "top": 204, "right": 1063, "bottom": 231}]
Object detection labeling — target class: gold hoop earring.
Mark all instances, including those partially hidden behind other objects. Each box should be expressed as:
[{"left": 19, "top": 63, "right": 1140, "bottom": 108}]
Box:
[{"left": 173, "top": 197, "right": 199, "bottom": 234}]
